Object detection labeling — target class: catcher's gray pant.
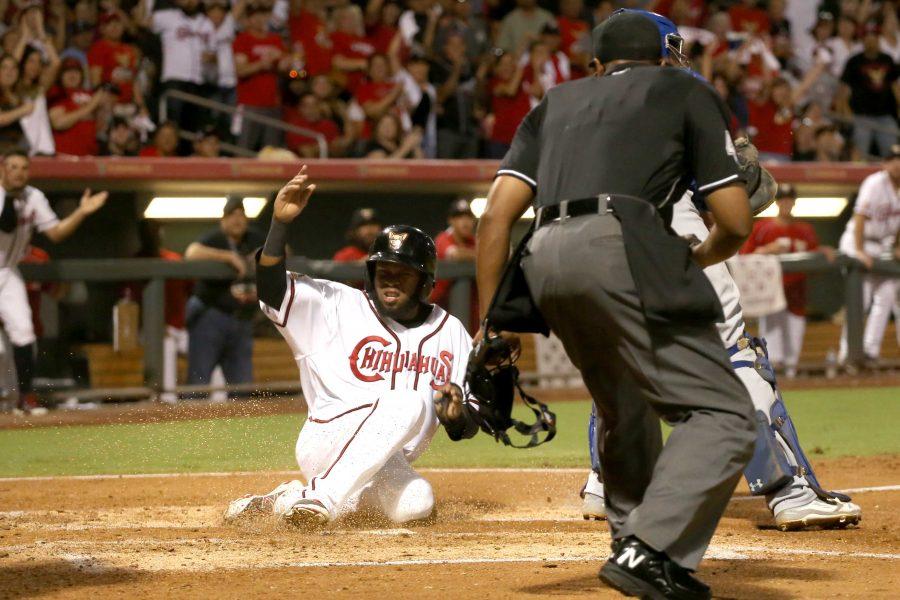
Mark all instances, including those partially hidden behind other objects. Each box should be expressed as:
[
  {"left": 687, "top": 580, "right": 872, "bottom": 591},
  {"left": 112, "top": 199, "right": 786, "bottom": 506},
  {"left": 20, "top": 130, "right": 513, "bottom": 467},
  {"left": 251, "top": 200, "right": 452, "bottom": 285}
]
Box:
[{"left": 522, "top": 213, "right": 756, "bottom": 570}]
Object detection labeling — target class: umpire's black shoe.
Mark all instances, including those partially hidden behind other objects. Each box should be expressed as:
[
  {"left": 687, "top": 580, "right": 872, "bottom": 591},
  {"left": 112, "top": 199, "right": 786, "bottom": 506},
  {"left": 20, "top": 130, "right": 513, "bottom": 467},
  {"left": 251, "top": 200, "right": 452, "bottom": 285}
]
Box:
[{"left": 599, "top": 536, "right": 711, "bottom": 600}]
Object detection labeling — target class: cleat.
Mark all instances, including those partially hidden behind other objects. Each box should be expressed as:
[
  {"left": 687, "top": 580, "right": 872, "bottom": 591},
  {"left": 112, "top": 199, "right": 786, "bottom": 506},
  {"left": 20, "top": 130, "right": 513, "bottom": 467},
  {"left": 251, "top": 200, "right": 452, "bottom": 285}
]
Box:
[
  {"left": 582, "top": 491, "right": 607, "bottom": 521},
  {"left": 223, "top": 494, "right": 275, "bottom": 522},
  {"left": 225, "top": 481, "right": 302, "bottom": 522},
  {"left": 581, "top": 470, "right": 607, "bottom": 520},
  {"left": 282, "top": 498, "right": 330, "bottom": 529},
  {"left": 775, "top": 498, "right": 862, "bottom": 532}
]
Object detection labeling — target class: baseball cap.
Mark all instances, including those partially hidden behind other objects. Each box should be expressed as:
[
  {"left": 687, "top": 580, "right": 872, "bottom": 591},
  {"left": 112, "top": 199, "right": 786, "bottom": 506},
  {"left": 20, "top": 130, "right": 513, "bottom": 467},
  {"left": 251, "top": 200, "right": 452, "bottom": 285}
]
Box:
[
  {"left": 861, "top": 20, "right": 881, "bottom": 36},
  {"left": 99, "top": 11, "right": 123, "bottom": 25},
  {"left": 246, "top": 0, "right": 273, "bottom": 14},
  {"left": 541, "top": 23, "right": 561, "bottom": 36},
  {"left": 814, "top": 11, "right": 834, "bottom": 26},
  {"left": 197, "top": 123, "right": 222, "bottom": 140},
  {"left": 70, "top": 20, "right": 94, "bottom": 35},
  {"left": 775, "top": 183, "right": 797, "bottom": 199},
  {"left": 592, "top": 10, "right": 662, "bottom": 63},
  {"left": 60, "top": 57, "right": 82, "bottom": 73},
  {"left": 349, "top": 207, "right": 381, "bottom": 230},
  {"left": 222, "top": 195, "right": 246, "bottom": 216},
  {"left": 447, "top": 198, "right": 474, "bottom": 218}
]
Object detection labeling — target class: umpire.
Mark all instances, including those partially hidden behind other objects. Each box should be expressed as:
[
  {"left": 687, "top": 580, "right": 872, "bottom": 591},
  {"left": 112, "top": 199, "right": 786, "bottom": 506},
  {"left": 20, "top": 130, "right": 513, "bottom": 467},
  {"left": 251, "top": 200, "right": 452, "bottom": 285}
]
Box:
[{"left": 477, "top": 11, "right": 756, "bottom": 600}]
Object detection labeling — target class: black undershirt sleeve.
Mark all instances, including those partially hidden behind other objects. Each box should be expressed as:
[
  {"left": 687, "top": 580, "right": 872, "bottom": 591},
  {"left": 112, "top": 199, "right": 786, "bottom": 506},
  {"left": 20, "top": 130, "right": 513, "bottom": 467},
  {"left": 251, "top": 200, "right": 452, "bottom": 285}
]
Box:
[{"left": 255, "top": 219, "right": 290, "bottom": 308}]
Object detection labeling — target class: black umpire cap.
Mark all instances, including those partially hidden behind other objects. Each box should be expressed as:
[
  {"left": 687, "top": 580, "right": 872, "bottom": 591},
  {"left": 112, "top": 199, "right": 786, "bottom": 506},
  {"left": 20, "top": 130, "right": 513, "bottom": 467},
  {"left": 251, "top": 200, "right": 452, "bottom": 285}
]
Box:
[
  {"left": 592, "top": 11, "right": 661, "bottom": 63},
  {"left": 349, "top": 207, "right": 381, "bottom": 230}
]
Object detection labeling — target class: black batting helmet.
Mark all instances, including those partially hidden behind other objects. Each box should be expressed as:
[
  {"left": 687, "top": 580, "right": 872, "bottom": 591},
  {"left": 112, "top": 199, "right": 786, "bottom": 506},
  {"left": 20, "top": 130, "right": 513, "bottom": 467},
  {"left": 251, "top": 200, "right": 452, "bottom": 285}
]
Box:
[{"left": 365, "top": 225, "right": 437, "bottom": 302}]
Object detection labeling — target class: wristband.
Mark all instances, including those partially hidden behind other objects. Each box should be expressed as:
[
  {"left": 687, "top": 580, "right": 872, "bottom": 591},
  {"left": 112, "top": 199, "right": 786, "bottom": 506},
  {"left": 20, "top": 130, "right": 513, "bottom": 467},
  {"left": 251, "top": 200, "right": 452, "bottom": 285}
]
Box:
[{"left": 263, "top": 217, "right": 289, "bottom": 257}]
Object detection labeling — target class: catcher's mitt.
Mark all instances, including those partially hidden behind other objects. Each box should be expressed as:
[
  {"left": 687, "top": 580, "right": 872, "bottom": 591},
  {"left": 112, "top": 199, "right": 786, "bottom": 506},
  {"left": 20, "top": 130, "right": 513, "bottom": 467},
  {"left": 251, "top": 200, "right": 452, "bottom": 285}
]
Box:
[
  {"left": 462, "top": 333, "right": 556, "bottom": 448},
  {"left": 734, "top": 137, "right": 778, "bottom": 215}
]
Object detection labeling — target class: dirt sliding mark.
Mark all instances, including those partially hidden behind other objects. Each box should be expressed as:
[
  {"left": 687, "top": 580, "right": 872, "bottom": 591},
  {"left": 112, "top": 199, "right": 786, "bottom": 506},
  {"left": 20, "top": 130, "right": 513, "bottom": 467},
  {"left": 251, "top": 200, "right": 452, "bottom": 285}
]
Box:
[{"left": 0, "top": 460, "right": 898, "bottom": 599}]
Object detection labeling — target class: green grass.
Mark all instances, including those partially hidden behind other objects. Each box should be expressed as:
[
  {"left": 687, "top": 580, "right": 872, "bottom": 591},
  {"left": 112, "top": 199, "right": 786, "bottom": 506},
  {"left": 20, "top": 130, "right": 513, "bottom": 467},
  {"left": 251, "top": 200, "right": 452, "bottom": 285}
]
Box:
[{"left": 1, "top": 387, "right": 898, "bottom": 477}]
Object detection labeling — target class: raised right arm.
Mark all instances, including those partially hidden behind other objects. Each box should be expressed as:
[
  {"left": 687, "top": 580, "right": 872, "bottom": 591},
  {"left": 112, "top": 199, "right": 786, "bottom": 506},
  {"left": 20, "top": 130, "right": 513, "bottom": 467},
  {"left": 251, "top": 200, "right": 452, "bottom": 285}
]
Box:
[{"left": 257, "top": 166, "right": 316, "bottom": 307}]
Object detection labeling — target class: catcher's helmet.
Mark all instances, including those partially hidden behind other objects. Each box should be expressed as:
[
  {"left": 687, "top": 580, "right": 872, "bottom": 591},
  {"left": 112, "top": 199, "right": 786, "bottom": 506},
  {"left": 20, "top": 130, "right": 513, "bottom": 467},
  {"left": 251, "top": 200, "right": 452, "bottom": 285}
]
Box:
[
  {"left": 612, "top": 8, "right": 688, "bottom": 67},
  {"left": 365, "top": 225, "right": 437, "bottom": 302}
]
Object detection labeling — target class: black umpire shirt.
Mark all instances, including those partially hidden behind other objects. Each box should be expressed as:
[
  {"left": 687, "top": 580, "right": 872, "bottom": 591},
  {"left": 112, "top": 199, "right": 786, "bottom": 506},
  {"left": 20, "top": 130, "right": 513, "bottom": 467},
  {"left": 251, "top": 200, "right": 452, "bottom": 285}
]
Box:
[{"left": 498, "top": 63, "right": 742, "bottom": 215}]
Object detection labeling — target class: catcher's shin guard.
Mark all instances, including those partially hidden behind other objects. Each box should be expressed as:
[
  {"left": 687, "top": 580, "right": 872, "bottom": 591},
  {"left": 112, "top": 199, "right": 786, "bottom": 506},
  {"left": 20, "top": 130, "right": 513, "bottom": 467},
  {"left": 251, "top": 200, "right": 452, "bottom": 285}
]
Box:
[
  {"left": 588, "top": 404, "right": 602, "bottom": 473},
  {"left": 743, "top": 410, "right": 795, "bottom": 495},
  {"left": 769, "top": 395, "right": 851, "bottom": 502},
  {"left": 748, "top": 337, "right": 851, "bottom": 502}
]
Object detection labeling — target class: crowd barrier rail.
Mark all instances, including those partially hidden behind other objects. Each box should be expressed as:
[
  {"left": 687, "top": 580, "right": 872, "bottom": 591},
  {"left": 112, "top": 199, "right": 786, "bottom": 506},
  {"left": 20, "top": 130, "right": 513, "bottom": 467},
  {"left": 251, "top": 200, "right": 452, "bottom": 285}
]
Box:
[{"left": 15, "top": 252, "right": 898, "bottom": 400}]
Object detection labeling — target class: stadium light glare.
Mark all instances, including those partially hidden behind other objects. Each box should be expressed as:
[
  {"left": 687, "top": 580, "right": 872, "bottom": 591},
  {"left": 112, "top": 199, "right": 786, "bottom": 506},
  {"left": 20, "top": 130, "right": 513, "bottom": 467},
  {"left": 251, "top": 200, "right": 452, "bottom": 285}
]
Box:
[
  {"left": 469, "top": 197, "right": 535, "bottom": 219},
  {"left": 144, "top": 196, "right": 268, "bottom": 219},
  {"left": 756, "top": 197, "right": 848, "bottom": 219}
]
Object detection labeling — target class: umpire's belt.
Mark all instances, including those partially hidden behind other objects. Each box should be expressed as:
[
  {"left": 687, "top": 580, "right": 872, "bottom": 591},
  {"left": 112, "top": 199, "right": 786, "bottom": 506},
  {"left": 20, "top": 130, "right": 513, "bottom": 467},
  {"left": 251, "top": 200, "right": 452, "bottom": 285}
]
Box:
[
  {"left": 536, "top": 193, "right": 724, "bottom": 325},
  {"left": 535, "top": 195, "right": 621, "bottom": 229}
]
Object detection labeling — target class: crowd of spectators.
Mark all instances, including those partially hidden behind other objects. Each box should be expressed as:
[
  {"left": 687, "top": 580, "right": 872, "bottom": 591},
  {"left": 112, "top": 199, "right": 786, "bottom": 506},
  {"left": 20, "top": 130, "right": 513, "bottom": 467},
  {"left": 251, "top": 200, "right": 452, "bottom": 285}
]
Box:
[{"left": 0, "top": 0, "right": 899, "bottom": 161}]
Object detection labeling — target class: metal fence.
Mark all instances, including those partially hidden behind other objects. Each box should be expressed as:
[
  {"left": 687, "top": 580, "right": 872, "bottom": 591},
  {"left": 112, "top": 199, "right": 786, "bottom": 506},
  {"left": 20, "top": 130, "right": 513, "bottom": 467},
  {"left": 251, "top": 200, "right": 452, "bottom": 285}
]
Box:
[
  {"left": 16, "top": 258, "right": 473, "bottom": 400},
  {"left": 13, "top": 253, "right": 899, "bottom": 401}
]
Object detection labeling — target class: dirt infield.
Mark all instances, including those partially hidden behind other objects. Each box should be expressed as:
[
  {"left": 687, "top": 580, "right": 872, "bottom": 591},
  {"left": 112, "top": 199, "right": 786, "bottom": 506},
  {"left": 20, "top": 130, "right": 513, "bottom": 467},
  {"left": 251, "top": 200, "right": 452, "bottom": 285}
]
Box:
[{"left": 1, "top": 457, "right": 897, "bottom": 599}]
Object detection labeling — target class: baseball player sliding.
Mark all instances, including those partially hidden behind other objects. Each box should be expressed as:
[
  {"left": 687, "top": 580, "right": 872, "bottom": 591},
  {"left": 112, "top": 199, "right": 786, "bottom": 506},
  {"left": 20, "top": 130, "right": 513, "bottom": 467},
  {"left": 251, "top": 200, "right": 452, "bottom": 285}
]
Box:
[
  {"left": 0, "top": 150, "right": 107, "bottom": 414},
  {"left": 224, "top": 167, "right": 473, "bottom": 526},
  {"left": 582, "top": 190, "right": 862, "bottom": 531}
]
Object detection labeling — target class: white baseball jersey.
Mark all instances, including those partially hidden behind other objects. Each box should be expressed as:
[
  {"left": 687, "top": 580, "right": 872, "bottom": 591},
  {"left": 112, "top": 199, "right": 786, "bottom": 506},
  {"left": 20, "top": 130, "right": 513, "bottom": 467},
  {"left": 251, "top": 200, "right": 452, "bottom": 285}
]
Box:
[
  {"left": 260, "top": 272, "right": 473, "bottom": 422},
  {"left": 671, "top": 193, "right": 744, "bottom": 348},
  {"left": 152, "top": 9, "right": 215, "bottom": 84},
  {"left": 839, "top": 170, "right": 900, "bottom": 256},
  {"left": 0, "top": 186, "right": 59, "bottom": 269},
  {"left": 211, "top": 14, "right": 237, "bottom": 88}
]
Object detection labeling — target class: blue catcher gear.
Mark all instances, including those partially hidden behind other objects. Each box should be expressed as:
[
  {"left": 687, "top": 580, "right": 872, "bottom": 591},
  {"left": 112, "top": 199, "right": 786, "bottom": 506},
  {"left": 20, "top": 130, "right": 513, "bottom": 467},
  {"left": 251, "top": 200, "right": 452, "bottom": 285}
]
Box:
[
  {"left": 587, "top": 333, "right": 851, "bottom": 502},
  {"left": 613, "top": 8, "right": 689, "bottom": 67},
  {"left": 742, "top": 336, "right": 851, "bottom": 502},
  {"left": 588, "top": 405, "right": 601, "bottom": 473}
]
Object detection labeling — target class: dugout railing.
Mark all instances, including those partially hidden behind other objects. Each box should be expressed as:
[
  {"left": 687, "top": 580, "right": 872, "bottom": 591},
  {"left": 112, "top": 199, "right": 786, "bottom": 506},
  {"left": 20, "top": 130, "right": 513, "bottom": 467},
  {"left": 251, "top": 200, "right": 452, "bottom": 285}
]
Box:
[
  {"left": 14, "top": 258, "right": 473, "bottom": 401},
  {"left": 13, "top": 253, "right": 898, "bottom": 402}
]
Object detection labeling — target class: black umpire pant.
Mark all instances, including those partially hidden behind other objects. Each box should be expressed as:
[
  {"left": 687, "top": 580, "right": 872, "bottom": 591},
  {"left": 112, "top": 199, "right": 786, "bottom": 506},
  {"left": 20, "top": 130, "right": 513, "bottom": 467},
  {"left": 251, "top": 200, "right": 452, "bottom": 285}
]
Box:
[{"left": 521, "top": 211, "right": 755, "bottom": 570}]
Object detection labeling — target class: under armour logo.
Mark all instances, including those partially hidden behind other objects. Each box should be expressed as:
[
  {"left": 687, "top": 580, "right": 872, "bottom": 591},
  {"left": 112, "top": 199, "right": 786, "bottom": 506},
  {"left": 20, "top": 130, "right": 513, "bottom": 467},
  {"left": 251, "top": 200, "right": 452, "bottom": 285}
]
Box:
[
  {"left": 616, "top": 547, "right": 646, "bottom": 570},
  {"left": 749, "top": 479, "right": 764, "bottom": 492}
]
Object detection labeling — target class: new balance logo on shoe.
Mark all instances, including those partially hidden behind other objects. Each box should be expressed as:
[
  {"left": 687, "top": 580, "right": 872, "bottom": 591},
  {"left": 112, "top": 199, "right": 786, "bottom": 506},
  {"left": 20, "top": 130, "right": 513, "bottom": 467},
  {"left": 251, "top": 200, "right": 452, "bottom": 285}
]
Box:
[{"left": 616, "top": 547, "right": 646, "bottom": 570}]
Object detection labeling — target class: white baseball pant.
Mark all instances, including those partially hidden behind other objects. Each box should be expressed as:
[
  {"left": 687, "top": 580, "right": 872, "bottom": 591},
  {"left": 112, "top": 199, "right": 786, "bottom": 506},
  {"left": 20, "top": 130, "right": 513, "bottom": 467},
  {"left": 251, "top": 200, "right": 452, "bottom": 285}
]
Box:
[
  {"left": 0, "top": 268, "right": 36, "bottom": 347},
  {"left": 275, "top": 390, "right": 437, "bottom": 523},
  {"left": 838, "top": 238, "right": 897, "bottom": 361},
  {"left": 758, "top": 309, "right": 807, "bottom": 372}
]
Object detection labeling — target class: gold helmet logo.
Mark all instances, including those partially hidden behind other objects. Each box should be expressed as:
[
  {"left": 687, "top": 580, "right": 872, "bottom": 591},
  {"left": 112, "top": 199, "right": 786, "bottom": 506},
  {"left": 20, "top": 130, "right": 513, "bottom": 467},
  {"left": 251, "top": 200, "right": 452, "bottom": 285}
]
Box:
[{"left": 388, "top": 231, "right": 408, "bottom": 251}]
